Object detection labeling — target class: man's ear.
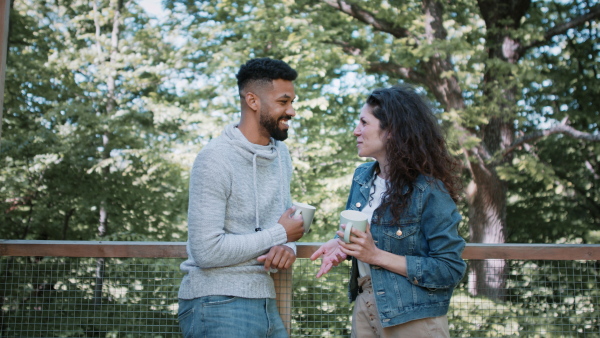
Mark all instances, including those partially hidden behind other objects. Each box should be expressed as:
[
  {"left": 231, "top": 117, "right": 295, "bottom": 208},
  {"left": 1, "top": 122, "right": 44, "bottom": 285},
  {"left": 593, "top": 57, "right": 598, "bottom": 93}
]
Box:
[{"left": 245, "top": 92, "right": 260, "bottom": 112}]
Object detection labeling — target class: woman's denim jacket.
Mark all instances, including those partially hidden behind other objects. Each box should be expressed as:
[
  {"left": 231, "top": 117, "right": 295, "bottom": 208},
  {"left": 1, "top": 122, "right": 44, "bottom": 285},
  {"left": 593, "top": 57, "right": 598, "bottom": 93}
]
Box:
[{"left": 346, "top": 162, "right": 466, "bottom": 327}]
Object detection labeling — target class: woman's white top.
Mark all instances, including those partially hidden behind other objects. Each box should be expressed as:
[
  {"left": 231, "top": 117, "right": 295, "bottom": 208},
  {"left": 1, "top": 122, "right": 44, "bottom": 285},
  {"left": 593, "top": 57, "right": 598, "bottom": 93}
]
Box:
[{"left": 357, "top": 174, "right": 388, "bottom": 277}]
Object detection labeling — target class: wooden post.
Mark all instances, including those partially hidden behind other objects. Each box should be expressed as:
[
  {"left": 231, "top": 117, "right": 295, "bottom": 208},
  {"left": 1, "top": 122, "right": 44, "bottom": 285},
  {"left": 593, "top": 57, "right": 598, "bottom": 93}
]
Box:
[
  {"left": 272, "top": 268, "right": 293, "bottom": 335},
  {"left": 0, "top": 0, "right": 9, "bottom": 143}
]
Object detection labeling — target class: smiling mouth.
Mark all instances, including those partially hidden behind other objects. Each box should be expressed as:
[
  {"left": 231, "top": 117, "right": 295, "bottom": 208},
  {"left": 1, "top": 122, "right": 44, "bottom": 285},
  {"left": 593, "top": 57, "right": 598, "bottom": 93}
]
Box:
[{"left": 280, "top": 118, "right": 291, "bottom": 128}]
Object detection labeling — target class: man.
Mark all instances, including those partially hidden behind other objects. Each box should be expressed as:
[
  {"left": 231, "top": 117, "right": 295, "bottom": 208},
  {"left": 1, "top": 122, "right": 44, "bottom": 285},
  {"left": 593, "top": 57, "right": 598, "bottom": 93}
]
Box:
[{"left": 178, "top": 58, "right": 305, "bottom": 338}]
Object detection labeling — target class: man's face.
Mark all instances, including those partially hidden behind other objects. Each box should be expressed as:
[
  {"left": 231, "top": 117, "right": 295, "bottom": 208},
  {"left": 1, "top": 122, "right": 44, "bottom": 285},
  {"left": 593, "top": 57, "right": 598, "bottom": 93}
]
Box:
[{"left": 258, "top": 79, "right": 296, "bottom": 141}]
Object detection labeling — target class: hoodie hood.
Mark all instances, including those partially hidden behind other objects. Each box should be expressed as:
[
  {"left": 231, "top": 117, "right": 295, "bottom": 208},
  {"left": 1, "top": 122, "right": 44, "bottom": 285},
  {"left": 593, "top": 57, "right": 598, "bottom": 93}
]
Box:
[
  {"left": 223, "top": 122, "right": 280, "bottom": 166},
  {"left": 223, "top": 122, "right": 286, "bottom": 231}
]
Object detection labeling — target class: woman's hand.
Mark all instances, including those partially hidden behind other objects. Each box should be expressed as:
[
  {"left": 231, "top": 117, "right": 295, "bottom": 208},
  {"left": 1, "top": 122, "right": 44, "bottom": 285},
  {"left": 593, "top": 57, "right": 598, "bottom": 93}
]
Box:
[
  {"left": 337, "top": 223, "right": 408, "bottom": 277},
  {"left": 310, "top": 238, "right": 347, "bottom": 278},
  {"left": 336, "top": 223, "right": 381, "bottom": 265}
]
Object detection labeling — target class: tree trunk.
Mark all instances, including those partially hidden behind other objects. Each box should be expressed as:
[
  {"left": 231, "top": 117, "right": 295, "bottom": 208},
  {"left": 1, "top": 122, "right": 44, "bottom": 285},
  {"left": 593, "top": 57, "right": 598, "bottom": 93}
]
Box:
[
  {"left": 0, "top": 0, "right": 12, "bottom": 144},
  {"left": 93, "top": 0, "right": 122, "bottom": 306},
  {"left": 463, "top": 0, "right": 530, "bottom": 300},
  {"left": 415, "top": 0, "right": 515, "bottom": 299},
  {"left": 465, "top": 155, "right": 508, "bottom": 299},
  {"left": 62, "top": 208, "right": 75, "bottom": 240}
]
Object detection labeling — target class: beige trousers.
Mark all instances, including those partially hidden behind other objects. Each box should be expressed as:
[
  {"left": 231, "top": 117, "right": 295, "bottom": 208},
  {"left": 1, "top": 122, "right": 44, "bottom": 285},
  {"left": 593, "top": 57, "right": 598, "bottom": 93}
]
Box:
[{"left": 351, "top": 276, "right": 450, "bottom": 338}]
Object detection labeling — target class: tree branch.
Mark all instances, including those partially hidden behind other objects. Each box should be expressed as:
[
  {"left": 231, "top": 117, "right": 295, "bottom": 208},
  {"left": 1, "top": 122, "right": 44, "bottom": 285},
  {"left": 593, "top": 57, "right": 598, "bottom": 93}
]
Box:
[
  {"left": 367, "top": 61, "right": 415, "bottom": 80},
  {"left": 585, "top": 160, "right": 599, "bottom": 180},
  {"left": 503, "top": 119, "right": 600, "bottom": 158},
  {"left": 324, "top": 50, "right": 419, "bottom": 83},
  {"left": 321, "top": 0, "right": 415, "bottom": 40},
  {"left": 520, "top": 4, "right": 600, "bottom": 53},
  {"left": 327, "top": 39, "right": 362, "bottom": 55}
]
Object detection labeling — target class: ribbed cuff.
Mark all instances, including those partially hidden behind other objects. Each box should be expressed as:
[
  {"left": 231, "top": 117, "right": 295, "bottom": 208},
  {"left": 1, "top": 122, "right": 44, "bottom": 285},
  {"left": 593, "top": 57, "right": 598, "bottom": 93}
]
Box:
[
  {"left": 283, "top": 242, "right": 297, "bottom": 255},
  {"left": 267, "top": 223, "right": 289, "bottom": 246}
]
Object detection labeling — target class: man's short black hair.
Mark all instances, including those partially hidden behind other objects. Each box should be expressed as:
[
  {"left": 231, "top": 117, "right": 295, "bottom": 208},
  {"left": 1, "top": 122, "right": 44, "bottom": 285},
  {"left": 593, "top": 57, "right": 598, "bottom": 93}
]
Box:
[{"left": 236, "top": 58, "right": 298, "bottom": 92}]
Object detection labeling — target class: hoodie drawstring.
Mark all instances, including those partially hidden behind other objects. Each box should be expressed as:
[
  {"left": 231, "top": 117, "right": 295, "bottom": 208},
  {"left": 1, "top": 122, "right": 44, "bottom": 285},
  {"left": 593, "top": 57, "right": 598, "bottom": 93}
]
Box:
[
  {"left": 252, "top": 143, "right": 286, "bottom": 232},
  {"left": 253, "top": 153, "right": 261, "bottom": 232},
  {"left": 274, "top": 146, "right": 286, "bottom": 211}
]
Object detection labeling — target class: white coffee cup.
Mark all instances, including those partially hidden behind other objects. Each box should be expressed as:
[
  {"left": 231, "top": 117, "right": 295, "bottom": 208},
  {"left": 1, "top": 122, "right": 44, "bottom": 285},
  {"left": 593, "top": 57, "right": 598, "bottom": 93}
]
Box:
[
  {"left": 293, "top": 201, "right": 316, "bottom": 233},
  {"left": 340, "top": 210, "right": 369, "bottom": 243}
]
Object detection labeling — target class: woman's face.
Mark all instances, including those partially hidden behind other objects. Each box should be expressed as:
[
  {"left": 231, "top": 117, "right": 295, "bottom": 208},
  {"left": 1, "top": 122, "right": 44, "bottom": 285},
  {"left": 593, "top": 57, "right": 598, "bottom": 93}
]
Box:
[{"left": 354, "top": 104, "right": 387, "bottom": 161}]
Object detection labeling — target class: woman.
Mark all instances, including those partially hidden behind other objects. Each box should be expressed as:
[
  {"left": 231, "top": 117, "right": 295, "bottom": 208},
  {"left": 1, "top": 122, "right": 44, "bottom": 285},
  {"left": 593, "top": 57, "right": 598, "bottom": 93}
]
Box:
[{"left": 311, "top": 85, "right": 466, "bottom": 337}]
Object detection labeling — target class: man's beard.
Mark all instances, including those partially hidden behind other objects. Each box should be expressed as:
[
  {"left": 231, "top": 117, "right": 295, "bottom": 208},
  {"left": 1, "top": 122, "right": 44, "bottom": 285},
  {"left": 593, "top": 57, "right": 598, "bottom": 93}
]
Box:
[{"left": 260, "top": 109, "right": 289, "bottom": 141}]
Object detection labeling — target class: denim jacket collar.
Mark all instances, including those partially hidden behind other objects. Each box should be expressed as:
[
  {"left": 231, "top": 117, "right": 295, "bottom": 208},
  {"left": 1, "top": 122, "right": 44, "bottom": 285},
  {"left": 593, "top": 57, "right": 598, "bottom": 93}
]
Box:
[
  {"left": 353, "top": 162, "right": 424, "bottom": 204},
  {"left": 354, "top": 161, "right": 433, "bottom": 195},
  {"left": 353, "top": 162, "right": 377, "bottom": 206}
]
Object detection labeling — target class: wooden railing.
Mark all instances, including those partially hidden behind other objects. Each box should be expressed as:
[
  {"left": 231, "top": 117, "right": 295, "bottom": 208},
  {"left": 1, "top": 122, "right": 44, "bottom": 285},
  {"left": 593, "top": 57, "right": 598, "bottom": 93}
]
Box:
[
  {"left": 2, "top": 240, "right": 600, "bottom": 336},
  {"left": 3, "top": 240, "right": 600, "bottom": 260}
]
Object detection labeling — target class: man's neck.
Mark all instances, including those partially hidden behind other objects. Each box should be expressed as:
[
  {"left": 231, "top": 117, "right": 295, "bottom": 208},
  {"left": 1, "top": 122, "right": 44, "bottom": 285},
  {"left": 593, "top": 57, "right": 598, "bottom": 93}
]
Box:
[{"left": 237, "top": 118, "right": 270, "bottom": 146}]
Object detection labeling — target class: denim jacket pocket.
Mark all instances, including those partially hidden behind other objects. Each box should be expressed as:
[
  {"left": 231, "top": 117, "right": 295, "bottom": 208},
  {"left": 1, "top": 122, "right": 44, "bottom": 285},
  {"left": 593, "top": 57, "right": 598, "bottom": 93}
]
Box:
[
  {"left": 375, "top": 203, "right": 421, "bottom": 226},
  {"left": 383, "top": 223, "right": 418, "bottom": 239},
  {"left": 381, "top": 223, "right": 420, "bottom": 256}
]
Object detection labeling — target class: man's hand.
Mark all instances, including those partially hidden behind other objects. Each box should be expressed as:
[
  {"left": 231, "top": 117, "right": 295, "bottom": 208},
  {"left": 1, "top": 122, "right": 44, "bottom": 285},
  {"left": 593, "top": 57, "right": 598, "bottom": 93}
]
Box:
[
  {"left": 257, "top": 245, "right": 296, "bottom": 270},
  {"left": 309, "top": 238, "right": 347, "bottom": 278},
  {"left": 278, "top": 207, "right": 304, "bottom": 242}
]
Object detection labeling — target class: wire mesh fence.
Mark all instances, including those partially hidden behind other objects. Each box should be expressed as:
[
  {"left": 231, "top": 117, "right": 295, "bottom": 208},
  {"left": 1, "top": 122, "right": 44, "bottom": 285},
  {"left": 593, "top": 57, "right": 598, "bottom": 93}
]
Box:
[
  {"left": 450, "top": 259, "right": 600, "bottom": 337},
  {"left": 1, "top": 252, "right": 599, "bottom": 337},
  {"left": 1, "top": 256, "right": 182, "bottom": 337}
]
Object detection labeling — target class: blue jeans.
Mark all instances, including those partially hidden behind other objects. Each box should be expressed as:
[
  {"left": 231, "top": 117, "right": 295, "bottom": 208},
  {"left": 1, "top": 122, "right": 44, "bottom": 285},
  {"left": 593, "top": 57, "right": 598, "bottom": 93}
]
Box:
[{"left": 178, "top": 296, "right": 288, "bottom": 338}]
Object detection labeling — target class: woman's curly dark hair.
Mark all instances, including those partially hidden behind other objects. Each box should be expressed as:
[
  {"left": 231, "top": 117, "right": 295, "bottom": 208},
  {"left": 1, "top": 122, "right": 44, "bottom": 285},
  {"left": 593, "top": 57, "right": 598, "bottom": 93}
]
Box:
[{"left": 367, "top": 85, "right": 462, "bottom": 225}]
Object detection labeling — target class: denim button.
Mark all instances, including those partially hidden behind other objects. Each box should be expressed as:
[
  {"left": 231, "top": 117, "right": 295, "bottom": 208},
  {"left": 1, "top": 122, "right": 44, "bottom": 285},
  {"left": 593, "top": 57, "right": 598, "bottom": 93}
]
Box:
[{"left": 355, "top": 202, "right": 361, "bottom": 208}]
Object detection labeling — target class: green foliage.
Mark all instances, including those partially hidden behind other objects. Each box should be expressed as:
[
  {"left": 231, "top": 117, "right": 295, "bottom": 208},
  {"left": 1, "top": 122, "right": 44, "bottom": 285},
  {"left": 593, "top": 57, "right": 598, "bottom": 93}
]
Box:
[
  {"left": 502, "top": 0, "right": 600, "bottom": 244},
  {"left": 505, "top": 136, "right": 600, "bottom": 243},
  {"left": 1, "top": 0, "right": 191, "bottom": 241},
  {"left": 1, "top": 0, "right": 599, "bottom": 335},
  {"left": 6, "top": 0, "right": 596, "bottom": 244},
  {"left": 157, "top": 0, "right": 600, "bottom": 246}
]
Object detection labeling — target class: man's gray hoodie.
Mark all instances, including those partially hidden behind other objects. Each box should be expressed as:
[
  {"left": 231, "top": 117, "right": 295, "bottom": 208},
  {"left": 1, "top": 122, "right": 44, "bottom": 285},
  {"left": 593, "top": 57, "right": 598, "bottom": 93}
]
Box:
[{"left": 178, "top": 122, "right": 295, "bottom": 300}]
